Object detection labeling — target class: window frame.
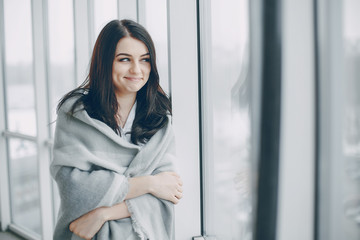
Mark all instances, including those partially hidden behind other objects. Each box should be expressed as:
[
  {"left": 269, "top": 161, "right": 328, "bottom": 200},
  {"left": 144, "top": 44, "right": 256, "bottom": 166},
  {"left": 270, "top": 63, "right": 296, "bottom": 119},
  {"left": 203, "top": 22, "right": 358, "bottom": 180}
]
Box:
[{"left": 0, "top": 0, "right": 203, "bottom": 239}]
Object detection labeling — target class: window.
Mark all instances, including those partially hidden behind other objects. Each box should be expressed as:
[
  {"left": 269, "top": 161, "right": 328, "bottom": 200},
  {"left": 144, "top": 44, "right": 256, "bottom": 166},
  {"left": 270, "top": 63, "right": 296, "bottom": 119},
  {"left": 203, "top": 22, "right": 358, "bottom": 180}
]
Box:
[
  {"left": 8, "top": 139, "right": 41, "bottom": 235},
  {"left": 199, "top": 0, "right": 254, "bottom": 238},
  {"left": 47, "top": 0, "right": 76, "bottom": 125},
  {"left": 342, "top": 0, "right": 360, "bottom": 237},
  {"left": 2, "top": 0, "right": 41, "bottom": 237},
  {"left": 140, "top": 0, "right": 170, "bottom": 93},
  {"left": 92, "top": 0, "right": 118, "bottom": 46},
  {"left": 4, "top": 0, "right": 36, "bottom": 136},
  {"left": 316, "top": 0, "right": 360, "bottom": 239}
]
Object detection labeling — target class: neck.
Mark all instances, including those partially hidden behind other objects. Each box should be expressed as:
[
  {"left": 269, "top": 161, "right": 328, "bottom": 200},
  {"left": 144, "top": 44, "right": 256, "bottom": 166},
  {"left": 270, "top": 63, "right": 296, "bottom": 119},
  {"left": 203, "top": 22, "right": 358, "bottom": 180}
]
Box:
[
  {"left": 115, "top": 93, "right": 136, "bottom": 128},
  {"left": 116, "top": 93, "right": 136, "bottom": 110}
]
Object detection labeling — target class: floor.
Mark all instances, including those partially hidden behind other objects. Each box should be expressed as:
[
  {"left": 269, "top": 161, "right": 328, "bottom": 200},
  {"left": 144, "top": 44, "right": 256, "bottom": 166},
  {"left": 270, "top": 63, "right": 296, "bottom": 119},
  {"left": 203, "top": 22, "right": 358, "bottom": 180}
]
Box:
[{"left": 0, "top": 231, "right": 25, "bottom": 240}]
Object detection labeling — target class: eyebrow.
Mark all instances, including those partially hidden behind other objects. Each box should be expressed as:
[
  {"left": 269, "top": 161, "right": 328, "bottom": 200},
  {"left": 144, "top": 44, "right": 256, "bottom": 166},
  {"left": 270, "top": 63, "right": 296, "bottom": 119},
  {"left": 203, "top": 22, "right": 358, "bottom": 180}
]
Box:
[{"left": 115, "top": 53, "right": 150, "bottom": 57}]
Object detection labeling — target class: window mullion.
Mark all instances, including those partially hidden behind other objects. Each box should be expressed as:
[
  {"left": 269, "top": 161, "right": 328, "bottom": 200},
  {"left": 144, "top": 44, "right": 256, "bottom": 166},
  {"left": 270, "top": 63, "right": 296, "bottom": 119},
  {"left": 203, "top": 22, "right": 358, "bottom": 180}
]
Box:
[
  {"left": 31, "top": 0, "right": 53, "bottom": 239},
  {"left": 118, "top": 0, "right": 138, "bottom": 20},
  {"left": 74, "top": 0, "right": 91, "bottom": 86},
  {"left": 137, "top": 0, "right": 145, "bottom": 24},
  {"left": 0, "top": 0, "right": 11, "bottom": 230}
]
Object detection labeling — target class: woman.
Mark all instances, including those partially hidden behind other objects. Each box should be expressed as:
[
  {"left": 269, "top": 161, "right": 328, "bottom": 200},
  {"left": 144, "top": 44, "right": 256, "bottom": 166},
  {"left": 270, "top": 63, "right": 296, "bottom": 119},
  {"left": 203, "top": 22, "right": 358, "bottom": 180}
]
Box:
[{"left": 50, "top": 19, "right": 183, "bottom": 240}]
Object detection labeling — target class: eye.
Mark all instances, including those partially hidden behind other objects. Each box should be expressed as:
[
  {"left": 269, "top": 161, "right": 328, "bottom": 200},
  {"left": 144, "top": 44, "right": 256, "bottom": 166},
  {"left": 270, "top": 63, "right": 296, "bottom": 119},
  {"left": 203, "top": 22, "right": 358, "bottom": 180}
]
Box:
[
  {"left": 118, "top": 58, "right": 130, "bottom": 62},
  {"left": 141, "top": 58, "right": 150, "bottom": 62}
]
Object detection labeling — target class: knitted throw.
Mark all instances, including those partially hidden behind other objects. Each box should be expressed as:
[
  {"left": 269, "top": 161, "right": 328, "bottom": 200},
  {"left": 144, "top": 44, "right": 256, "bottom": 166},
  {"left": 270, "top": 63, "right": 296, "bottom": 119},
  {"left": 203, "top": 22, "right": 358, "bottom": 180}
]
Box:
[{"left": 50, "top": 97, "right": 176, "bottom": 240}]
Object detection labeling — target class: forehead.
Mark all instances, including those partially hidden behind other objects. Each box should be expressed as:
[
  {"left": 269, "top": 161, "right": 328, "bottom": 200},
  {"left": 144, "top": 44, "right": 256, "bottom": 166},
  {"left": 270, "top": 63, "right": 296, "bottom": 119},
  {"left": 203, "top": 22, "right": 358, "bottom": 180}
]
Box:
[{"left": 115, "top": 37, "right": 148, "bottom": 55}]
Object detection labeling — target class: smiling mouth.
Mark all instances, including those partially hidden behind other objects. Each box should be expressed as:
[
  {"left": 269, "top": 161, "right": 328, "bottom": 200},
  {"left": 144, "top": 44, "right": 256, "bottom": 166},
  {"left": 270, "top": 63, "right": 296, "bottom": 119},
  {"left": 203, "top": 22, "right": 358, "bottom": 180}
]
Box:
[{"left": 125, "top": 77, "right": 142, "bottom": 81}]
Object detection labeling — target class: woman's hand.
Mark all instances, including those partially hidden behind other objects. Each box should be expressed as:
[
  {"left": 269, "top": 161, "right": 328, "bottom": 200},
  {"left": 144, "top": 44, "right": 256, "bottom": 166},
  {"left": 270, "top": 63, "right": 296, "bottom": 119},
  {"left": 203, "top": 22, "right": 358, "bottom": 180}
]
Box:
[
  {"left": 126, "top": 172, "right": 183, "bottom": 204},
  {"left": 149, "top": 172, "right": 183, "bottom": 204},
  {"left": 69, "top": 207, "right": 106, "bottom": 240}
]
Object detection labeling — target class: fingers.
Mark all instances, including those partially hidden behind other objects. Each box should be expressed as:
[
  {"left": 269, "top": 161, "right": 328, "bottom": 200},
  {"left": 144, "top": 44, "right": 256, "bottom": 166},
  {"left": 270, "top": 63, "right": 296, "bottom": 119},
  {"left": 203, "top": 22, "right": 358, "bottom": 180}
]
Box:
[
  {"left": 163, "top": 172, "right": 184, "bottom": 187},
  {"left": 171, "top": 172, "right": 183, "bottom": 186},
  {"left": 172, "top": 196, "right": 180, "bottom": 204},
  {"left": 170, "top": 172, "right": 180, "bottom": 178},
  {"left": 154, "top": 171, "right": 184, "bottom": 204},
  {"left": 175, "top": 191, "right": 183, "bottom": 200},
  {"left": 178, "top": 178, "right": 183, "bottom": 186}
]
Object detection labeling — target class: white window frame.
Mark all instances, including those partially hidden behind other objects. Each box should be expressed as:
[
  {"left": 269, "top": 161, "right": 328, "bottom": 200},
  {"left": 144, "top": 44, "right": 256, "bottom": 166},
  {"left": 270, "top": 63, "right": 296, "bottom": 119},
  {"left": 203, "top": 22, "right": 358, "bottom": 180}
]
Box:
[
  {"left": 0, "top": 0, "right": 11, "bottom": 231},
  {"left": 32, "top": 0, "right": 53, "bottom": 239},
  {"left": 118, "top": 0, "right": 137, "bottom": 21},
  {"left": 277, "top": 0, "right": 315, "bottom": 240},
  {"left": 167, "top": 0, "right": 202, "bottom": 238}
]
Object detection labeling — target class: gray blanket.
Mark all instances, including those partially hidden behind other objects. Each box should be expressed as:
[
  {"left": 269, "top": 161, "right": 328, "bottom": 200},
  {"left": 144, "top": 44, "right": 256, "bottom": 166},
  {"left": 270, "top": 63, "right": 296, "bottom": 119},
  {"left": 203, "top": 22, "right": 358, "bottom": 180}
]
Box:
[{"left": 50, "top": 97, "right": 176, "bottom": 240}]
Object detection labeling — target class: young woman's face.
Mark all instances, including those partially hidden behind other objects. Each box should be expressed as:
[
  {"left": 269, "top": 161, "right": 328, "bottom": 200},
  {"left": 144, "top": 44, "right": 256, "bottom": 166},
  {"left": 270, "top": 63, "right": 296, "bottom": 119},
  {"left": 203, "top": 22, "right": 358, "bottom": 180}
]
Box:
[{"left": 112, "top": 37, "right": 151, "bottom": 97}]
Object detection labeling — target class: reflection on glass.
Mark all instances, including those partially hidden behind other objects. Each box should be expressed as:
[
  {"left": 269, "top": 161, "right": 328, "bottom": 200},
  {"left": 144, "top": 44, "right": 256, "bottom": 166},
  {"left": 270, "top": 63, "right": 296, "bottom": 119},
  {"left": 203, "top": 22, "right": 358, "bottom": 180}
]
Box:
[
  {"left": 343, "top": 0, "right": 360, "bottom": 157},
  {"left": 342, "top": 0, "right": 360, "bottom": 239},
  {"left": 142, "top": 0, "right": 169, "bottom": 93},
  {"left": 3, "top": 0, "right": 36, "bottom": 136},
  {"left": 93, "top": 0, "right": 118, "bottom": 43},
  {"left": 8, "top": 138, "right": 41, "bottom": 235},
  {"left": 344, "top": 196, "right": 360, "bottom": 224},
  {"left": 201, "top": 0, "right": 252, "bottom": 239},
  {"left": 47, "top": 0, "right": 76, "bottom": 127}
]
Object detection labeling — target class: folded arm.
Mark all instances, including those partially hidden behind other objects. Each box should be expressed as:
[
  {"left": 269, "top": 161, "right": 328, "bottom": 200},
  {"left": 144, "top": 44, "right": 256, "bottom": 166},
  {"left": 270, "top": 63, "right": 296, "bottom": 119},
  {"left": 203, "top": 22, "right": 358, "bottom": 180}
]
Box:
[{"left": 69, "top": 171, "right": 183, "bottom": 239}]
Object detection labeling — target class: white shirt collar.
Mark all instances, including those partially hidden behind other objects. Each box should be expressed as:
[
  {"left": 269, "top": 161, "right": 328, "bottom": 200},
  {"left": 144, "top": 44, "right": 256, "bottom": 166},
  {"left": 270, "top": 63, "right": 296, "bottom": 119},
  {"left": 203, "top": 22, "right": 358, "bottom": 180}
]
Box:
[{"left": 119, "top": 101, "right": 137, "bottom": 142}]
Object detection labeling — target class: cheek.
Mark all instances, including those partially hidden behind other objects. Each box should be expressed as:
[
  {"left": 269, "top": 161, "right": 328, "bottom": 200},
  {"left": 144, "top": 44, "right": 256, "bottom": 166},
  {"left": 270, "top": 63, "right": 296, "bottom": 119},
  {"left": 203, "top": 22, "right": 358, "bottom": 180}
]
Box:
[
  {"left": 113, "top": 64, "right": 127, "bottom": 76},
  {"left": 112, "top": 66, "right": 118, "bottom": 77},
  {"left": 144, "top": 66, "right": 151, "bottom": 77}
]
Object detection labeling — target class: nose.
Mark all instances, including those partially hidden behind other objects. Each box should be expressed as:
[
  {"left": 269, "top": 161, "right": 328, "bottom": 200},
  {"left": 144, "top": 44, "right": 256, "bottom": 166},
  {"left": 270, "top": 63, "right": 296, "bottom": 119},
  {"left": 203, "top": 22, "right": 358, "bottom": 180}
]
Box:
[{"left": 129, "top": 61, "right": 141, "bottom": 74}]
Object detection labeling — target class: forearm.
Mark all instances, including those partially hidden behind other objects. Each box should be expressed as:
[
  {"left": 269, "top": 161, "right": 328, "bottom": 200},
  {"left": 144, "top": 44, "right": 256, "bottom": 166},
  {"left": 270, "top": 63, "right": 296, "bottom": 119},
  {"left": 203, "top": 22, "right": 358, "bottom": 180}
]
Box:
[
  {"left": 91, "top": 176, "right": 154, "bottom": 222},
  {"left": 75, "top": 172, "right": 182, "bottom": 226},
  {"left": 102, "top": 202, "right": 131, "bottom": 221},
  {"left": 69, "top": 202, "right": 130, "bottom": 238},
  {"left": 125, "top": 175, "right": 154, "bottom": 200}
]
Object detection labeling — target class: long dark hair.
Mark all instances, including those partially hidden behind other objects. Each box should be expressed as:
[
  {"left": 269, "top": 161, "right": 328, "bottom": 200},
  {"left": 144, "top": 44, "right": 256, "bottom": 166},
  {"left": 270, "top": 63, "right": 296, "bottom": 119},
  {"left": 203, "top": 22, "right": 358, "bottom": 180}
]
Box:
[{"left": 57, "top": 19, "right": 171, "bottom": 145}]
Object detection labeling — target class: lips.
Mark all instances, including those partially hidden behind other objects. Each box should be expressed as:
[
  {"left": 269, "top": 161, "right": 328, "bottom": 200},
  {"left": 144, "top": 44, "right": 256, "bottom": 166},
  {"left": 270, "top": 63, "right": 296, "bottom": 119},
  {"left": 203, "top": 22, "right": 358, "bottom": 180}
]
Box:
[{"left": 125, "top": 77, "right": 142, "bottom": 81}]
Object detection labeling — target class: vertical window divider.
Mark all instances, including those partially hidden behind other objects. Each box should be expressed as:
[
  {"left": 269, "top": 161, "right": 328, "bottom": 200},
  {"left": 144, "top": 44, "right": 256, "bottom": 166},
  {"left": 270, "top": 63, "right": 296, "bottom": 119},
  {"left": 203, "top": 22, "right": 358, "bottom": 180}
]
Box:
[
  {"left": 72, "top": 0, "right": 79, "bottom": 88},
  {"left": 166, "top": 0, "right": 172, "bottom": 98},
  {"left": 117, "top": 0, "right": 138, "bottom": 21},
  {"left": 249, "top": 0, "right": 264, "bottom": 236},
  {"left": 87, "top": 0, "right": 95, "bottom": 50},
  {"left": 136, "top": 0, "right": 145, "bottom": 25},
  {"left": 42, "top": 0, "right": 58, "bottom": 228},
  {"left": 276, "top": 1, "right": 315, "bottom": 239},
  {"left": 196, "top": 0, "right": 204, "bottom": 235},
  {"left": 254, "top": 0, "right": 282, "bottom": 239},
  {"left": 167, "top": 0, "right": 202, "bottom": 237},
  {"left": 74, "top": 0, "right": 91, "bottom": 86},
  {"left": 313, "top": 0, "right": 320, "bottom": 239},
  {"left": 316, "top": 0, "right": 345, "bottom": 239},
  {"left": 0, "top": 0, "right": 11, "bottom": 231},
  {"left": 31, "top": 0, "right": 53, "bottom": 238},
  {"left": 197, "top": 0, "right": 213, "bottom": 236},
  {"left": 117, "top": 0, "right": 121, "bottom": 19}
]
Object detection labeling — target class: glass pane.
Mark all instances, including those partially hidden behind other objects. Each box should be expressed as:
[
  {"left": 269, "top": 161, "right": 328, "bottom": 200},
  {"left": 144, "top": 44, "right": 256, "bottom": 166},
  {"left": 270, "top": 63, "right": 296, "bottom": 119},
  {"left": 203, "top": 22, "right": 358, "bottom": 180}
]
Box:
[
  {"left": 8, "top": 138, "right": 41, "bottom": 235},
  {"left": 343, "top": 0, "right": 360, "bottom": 157},
  {"left": 93, "top": 0, "right": 118, "bottom": 42},
  {"left": 47, "top": 0, "right": 76, "bottom": 129},
  {"left": 342, "top": 0, "right": 360, "bottom": 238},
  {"left": 201, "top": 0, "right": 252, "bottom": 239},
  {"left": 142, "top": 0, "right": 169, "bottom": 93},
  {"left": 3, "top": 0, "right": 36, "bottom": 136}
]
